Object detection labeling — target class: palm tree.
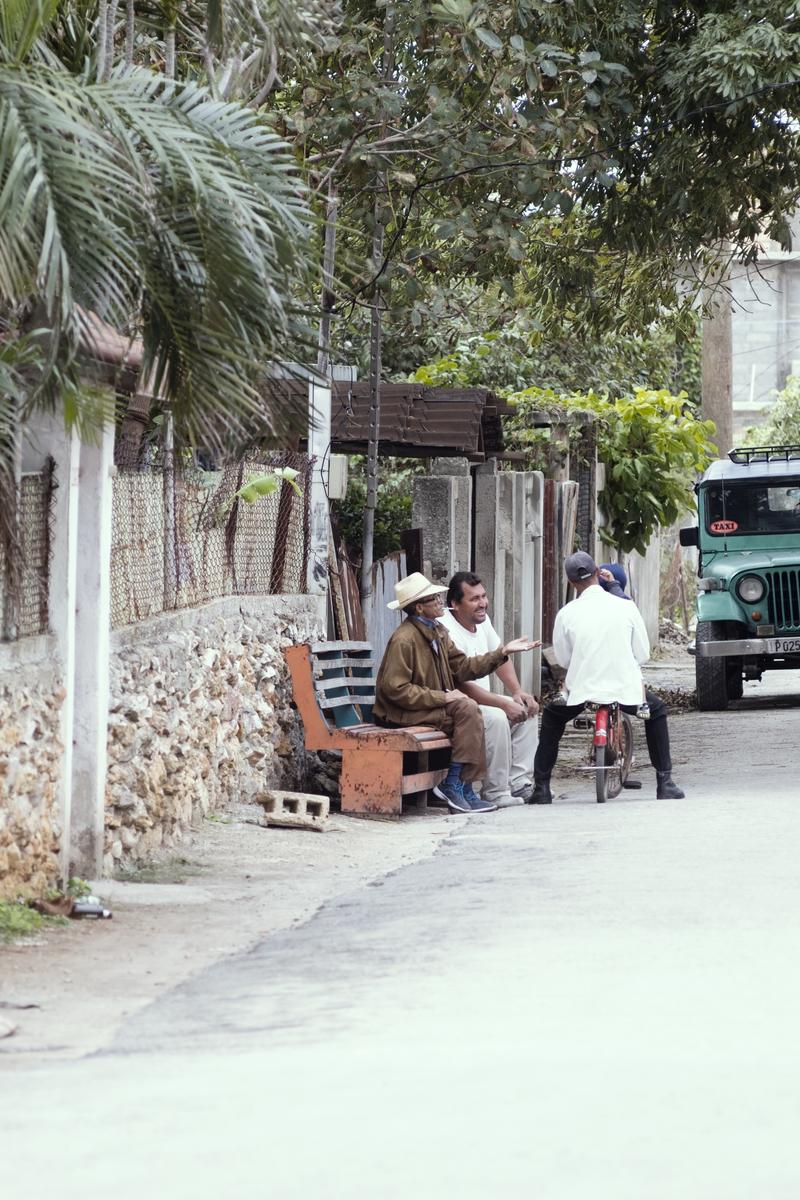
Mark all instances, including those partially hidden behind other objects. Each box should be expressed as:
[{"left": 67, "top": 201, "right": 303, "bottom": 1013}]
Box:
[{"left": 0, "top": 0, "right": 317, "bottom": 476}]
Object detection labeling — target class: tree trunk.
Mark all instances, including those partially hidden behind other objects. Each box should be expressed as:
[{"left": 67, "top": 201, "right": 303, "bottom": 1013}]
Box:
[
  {"left": 701, "top": 261, "right": 733, "bottom": 457},
  {"left": 165, "top": 25, "right": 176, "bottom": 81},
  {"left": 102, "top": 0, "right": 120, "bottom": 81},
  {"left": 125, "top": 0, "right": 135, "bottom": 67},
  {"left": 0, "top": 399, "right": 22, "bottom": 641},
  {"left": 316, "top": 179, "right": 338, "bottom": 379},
  {"left": 96, "top": 0, "right": 109, "bottom": 80}
]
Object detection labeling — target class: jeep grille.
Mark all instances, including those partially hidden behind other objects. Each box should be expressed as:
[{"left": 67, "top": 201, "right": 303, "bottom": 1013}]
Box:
[{"left": 765, "top": 569, "right": 800, "bottom": 631}]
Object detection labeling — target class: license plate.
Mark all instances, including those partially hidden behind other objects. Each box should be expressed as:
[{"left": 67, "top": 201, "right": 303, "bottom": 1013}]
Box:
[{"left": 768, "top": 637, "right": 800, "bottom": 654}]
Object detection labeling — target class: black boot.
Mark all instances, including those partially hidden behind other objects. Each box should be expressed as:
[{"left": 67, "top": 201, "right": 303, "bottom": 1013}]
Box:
[
  {"left": 656, "top": 771, "right": 685, "bottom": 799},
  {"left": 528, "top": 778, "right": 553, "bottom": 805}
]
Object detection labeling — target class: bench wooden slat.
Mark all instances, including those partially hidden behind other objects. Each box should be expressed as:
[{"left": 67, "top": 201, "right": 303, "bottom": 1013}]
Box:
[
  {"left": 332, "top": 725, "right": 450, "bottom": 751},
  {"left": 401, "top": 728, "right": 451, "bottom": 742},
  {"left": 313, "top": 658, "right": 375, "bottom": 674},
  {"left": 319, "top": 692, "right": 377, "bottom": 709},
  {"left": 315, "top": 675, "right": 375, "bottom": 693},
  {"left": 401, "top": 769, "right": 448, "bottom": 795},
  {"left": 310, "top": 640, "right": 372, "bottom": 654}
]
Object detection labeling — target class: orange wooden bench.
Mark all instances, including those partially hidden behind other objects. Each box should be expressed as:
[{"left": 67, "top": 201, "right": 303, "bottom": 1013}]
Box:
[{"left": 283, "top": 640, "right": 452, "bottom": 818}]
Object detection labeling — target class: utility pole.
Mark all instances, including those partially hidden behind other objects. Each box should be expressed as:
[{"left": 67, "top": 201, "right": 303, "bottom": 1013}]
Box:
[{"left": 360, "top": 5, "right": 395, "bottom": 604}]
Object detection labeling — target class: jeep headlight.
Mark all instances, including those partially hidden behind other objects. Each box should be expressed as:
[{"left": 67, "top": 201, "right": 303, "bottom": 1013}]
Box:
[{"left": 736, "top": 575, "right": 765, "bottom": 603}]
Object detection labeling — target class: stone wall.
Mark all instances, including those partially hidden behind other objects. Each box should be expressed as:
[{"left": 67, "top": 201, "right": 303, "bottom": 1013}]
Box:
[
  {"left": 0, "top": 636, "right": 64, "bottom": 900},
  {"left": 105, "top": 595, "right": 325, "bottom": 874}
]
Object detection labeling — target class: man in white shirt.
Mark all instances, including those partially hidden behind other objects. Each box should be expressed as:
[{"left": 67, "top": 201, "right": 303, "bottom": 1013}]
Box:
[
  {"left": 438, "top": 571, "right": 540, "bottom": 807},
  {"left": 530, "top": 551, "right": 685, "bottom": 805}
]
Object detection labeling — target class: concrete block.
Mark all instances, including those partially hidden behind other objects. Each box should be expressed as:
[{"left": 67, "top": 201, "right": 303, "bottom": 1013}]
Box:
[
  {"left": 412, "top": 476, "right": 456, "bottom": 583},
  {"left": 258, "top": 790, "right": 330, "bottom": 831},
  {"left": 430, "top": 456, "right": 470, "bottom": 477}
]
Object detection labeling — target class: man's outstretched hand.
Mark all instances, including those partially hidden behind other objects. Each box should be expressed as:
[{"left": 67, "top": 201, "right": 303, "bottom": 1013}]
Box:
[{"left": 501, "top": 637, "right": 542, "bottom": 655}]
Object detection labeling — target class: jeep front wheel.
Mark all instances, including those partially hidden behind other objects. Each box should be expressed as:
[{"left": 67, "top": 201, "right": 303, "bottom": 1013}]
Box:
[{"left": 695, "top": 621, "right": 729, "bottom": 710}]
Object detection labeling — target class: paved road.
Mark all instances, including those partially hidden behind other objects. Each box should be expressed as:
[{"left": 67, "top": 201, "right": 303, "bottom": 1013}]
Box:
[{"left": 4, "top": 682, "right": 800, "bottom": 1199}]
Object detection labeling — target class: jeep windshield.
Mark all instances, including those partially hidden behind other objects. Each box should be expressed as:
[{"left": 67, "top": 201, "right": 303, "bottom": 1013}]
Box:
[{"left": 704, "top": 481, "right": 800, "bottom": 535}]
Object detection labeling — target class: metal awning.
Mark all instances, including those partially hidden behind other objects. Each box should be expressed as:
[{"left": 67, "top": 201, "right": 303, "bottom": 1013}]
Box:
[{"left": 330, "top": 382, "right": 511, "bottom": 459}]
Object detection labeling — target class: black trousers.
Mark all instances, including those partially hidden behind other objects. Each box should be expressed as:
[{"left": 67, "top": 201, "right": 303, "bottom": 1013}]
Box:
[{"left": 534, "top": 689, "right": 673, "bottom": 780}]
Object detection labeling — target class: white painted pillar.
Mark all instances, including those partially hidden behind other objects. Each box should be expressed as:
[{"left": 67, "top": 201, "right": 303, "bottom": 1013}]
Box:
[
  {"left": 22, "top": 413, "right": 80, "bottom": 885},
  {"left": 307, "top": 377, "right": 331, "bottom": 599},
  {"left": 70, "top": 420, "right": 115, "bottom": 877}
]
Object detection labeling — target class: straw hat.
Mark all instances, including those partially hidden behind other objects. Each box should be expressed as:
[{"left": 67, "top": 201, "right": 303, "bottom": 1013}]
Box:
[{"left": 387, "top": 572, "right": 448, "bottom": 610}]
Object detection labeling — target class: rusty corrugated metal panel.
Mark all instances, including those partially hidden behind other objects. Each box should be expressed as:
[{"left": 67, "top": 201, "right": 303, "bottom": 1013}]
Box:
[
  {"left": 331, "top": 382, "right": 424, "bottom": 444},
  {"left": 329, "top": 382, "right": 507, "bottom": 457},
  {"left": 408, "top": 395, "right": 483, "bottom": 451}
]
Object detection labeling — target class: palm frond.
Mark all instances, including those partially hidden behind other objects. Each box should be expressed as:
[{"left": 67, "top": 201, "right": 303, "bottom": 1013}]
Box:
[
  {"left": 0, "top": 61, "right": 315, "bottom": 461},
  {"left": 0, "top": 0, "right": 60, "bottom": 65}
]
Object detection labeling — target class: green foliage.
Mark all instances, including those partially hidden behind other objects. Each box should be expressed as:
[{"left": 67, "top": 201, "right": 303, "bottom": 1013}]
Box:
[
  {"left": 209, "top": 465, "right": 302, "bottom": 524},
  {"left": 741, "top": 376, "right": 800, "bottom": 447},
  {"left": 332, "top": 457, "right": 419, "bottom": 562},
  {"left": 66, "top": 876, "right": 91, "bottom": 898},
  {"left": 411, "top": 309, "right": 702, "bottom": 403},
  {"left": 508, "top": 386, "right": 717, "bottom": 555},
  {"left": 280, "top": 0, "right": 800, "bottom": 375},
  {"left": 233, "top": 467, "right": 300, "bottom": 505},
  {"left": 0, "top": 900, "right": 44, "bottom": 943}
]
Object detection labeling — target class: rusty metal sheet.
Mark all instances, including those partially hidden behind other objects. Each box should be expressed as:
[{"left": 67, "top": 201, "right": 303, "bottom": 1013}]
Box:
[
  {"left": 329, "top": 383, "right": 509, "bottom": 457},
  {"left": 408, "top": 396, "right": 483, "bottom": 451}
]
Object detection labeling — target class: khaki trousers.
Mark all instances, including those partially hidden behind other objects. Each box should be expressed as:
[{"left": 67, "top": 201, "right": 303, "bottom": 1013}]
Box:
[
  {"left": 478, "top": 705, "right": 539, "bottom": 803},
  {"left": 438, "top": 693, "right": 486, "bottom": 782}
]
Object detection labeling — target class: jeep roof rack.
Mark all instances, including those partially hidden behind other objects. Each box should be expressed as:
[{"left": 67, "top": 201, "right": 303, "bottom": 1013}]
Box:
[{"left": 728, "top": 445, "right": 800, "bottom": 465}]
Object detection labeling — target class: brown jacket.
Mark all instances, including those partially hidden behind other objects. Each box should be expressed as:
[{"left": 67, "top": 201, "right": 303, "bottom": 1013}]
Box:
[{"left": 373, "top": 617, "right": 507, "bottom": 727}]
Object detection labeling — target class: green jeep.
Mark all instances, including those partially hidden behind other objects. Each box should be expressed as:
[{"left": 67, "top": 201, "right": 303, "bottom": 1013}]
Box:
[{"left": 680, "top": 445, "right": 800, "bottom": 710}]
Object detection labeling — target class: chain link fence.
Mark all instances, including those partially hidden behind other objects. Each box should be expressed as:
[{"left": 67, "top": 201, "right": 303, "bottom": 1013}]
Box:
[
  {"left": 0, "top": 468, "right": 53, "bottom": 643},
  {"left": 0, "top": 441, "right": 313, "bottom": 639},
  {"left": 110, "top": 450, "right": 313, "bottom": 629}
]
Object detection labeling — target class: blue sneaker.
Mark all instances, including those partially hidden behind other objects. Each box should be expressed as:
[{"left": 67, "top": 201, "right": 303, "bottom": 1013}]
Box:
[
  {"left": 462, "top": 783, "right": 498, "bottom": 813},
  {"left": 433, "top": 779, "right": 472, "bottom": 813}
]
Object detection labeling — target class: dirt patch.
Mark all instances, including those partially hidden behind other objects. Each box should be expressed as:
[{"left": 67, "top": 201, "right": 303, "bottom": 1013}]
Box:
[{"left": 0, "top": 800, "right": 456, "bottom": 1067}]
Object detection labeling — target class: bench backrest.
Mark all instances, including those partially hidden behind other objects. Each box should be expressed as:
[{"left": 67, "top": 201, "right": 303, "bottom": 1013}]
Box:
[
  {"left": 283, "top": 641, "right": 377, "bottom": 750},
  {"left": 310, "top": 641, "right": 375, "bottom": 727}
]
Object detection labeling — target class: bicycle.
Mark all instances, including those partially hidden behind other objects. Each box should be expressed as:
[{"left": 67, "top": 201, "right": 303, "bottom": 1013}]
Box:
[{"left": 576, "top": 702, "right": 635, "bottom": 803}]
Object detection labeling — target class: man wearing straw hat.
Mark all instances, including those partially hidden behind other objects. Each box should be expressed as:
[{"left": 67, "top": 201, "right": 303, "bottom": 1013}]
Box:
[{"left": 374, "top": 572, "right": 539, "bottom": 814}]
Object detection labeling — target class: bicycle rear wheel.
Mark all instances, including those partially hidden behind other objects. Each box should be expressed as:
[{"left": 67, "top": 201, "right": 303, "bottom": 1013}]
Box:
[
  {"left": 606, "top": 713, "right": 634, "bottom": 799},
  {"left": 594, "top": 744, "right": 609, "bottom": 803}
]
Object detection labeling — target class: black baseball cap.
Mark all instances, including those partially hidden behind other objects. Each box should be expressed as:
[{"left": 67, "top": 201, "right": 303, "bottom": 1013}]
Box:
[{"left": 564, "top": 551, "right": 598, "bottom": 582}]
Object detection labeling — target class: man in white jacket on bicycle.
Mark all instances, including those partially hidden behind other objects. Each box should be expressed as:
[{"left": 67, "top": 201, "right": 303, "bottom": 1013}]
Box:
[{"left": 530, "top": 551, "right": 685, "bottom": 805}]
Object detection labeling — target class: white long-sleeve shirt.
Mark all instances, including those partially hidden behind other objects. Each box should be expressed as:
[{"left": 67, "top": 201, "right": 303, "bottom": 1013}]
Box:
[{"left": 552, "top": 584, "right": 650, "bottom": 706}]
